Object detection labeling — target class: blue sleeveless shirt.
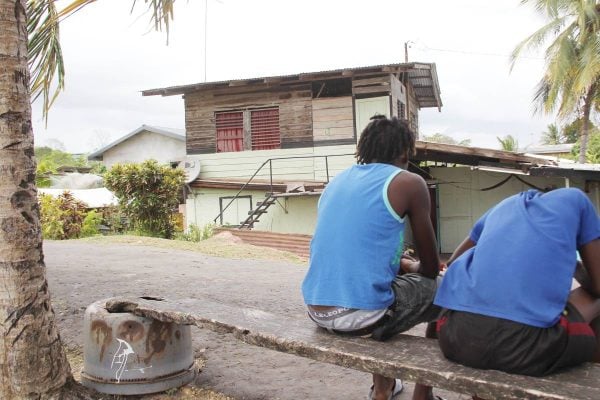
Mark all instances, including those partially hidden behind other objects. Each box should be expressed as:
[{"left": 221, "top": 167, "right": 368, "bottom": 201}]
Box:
[{"left": 302, "top": 163, "right": 406, "bottom": 310}]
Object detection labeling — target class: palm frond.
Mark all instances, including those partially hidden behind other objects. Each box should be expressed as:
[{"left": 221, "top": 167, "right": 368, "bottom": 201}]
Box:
[
  {"left": 28, "top": 0, "right": 177, "bottom": 124},
  {"left": 510, "top": 16, "right": 567, "bottom": 70},
  {"left": 131, "top": 0, "right": 175, "bottom": 44},
  {"left": 28, "top": 0, "right": 65, "bottom": 126}
]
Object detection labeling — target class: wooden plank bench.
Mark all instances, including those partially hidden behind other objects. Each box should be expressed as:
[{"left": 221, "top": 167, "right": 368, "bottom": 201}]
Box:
[{"left": 104, "top": 297, "right": 600, "bottom": 400}]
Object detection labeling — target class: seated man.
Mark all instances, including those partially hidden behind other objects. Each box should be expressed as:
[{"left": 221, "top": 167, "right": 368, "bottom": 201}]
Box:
[
  {"left": 302, "top": 115, "right": 443, "bottom": 400},
  {"left": 435, "top": 188, "right": 600, "bottom": 377}
]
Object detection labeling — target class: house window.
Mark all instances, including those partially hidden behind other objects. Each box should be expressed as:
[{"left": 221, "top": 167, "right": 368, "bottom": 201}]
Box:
[
  {"left": 397, "top": 100, "right": 406, "bottom": 120},
  {"left": 251, "top": 108, "right": 280, "bottom": 150},
  {"left": 216, "top": 111, "right": 244, "bottom": 153}
]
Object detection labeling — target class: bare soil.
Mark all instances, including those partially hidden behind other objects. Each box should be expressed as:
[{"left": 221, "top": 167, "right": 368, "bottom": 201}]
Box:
[{"left": 45, "top": 236, "right": 466, "bottom": 400}]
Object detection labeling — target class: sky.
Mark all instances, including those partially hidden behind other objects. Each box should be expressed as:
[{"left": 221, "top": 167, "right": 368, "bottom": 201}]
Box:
[{"left": 31, "top": 0, "right": 557, "bottom": 153}]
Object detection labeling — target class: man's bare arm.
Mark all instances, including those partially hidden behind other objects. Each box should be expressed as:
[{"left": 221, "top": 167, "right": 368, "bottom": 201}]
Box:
[
  {"left": 578, "top": 239, "right": 600, "bottom": 297},
  {"left": 446, "top": 237, "right": 476, "bottom": 267},
  {"left": 388, "top": 172, "right": 439, "bottom": 278}
]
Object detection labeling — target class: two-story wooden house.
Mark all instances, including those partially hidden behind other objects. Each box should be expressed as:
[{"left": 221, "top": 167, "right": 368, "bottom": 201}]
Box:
[
  {"left": 144, "top": 62, "right": 598, "bottom": 253},
  {"left": 143, "top": 62, "right": 442, "bottom": 230}
]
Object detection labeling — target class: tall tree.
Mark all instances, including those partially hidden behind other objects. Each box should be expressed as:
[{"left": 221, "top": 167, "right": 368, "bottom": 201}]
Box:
[
  {"left": 497, "top": 135, "right": 519, "bottom": 152},
  {"left": 541, "top": 123, "right": 565, "bottom": 145},
  {"left": 512, "top": 0, "right": 600, "bottom": 163},
  {"left": 0, "top": 1, "right": 175, "bottom": 397}
]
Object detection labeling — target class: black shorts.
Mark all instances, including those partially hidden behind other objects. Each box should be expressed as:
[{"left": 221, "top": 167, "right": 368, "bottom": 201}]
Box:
[{"left": 437, "top": 304, "right": 596, "bottom": 376}]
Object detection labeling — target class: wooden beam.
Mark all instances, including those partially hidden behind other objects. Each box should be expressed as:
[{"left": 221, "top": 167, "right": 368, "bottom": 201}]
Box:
[{"left": 105, "top": 297, "right": 600, "bottom": 400}]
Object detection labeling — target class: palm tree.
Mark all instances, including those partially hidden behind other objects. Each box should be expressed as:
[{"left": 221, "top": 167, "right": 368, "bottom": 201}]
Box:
[
  {"left": 0, "top": 1, "right": 175, "bottom": 397},
  {"left": 497, "top": 135, "right": 519, "bottom": 152},
  {"left": 541, "top": 123, "right": 565, "bottom": 145},
  {"left": 512, "top": 0, "right": 600, "bottom": 163}
]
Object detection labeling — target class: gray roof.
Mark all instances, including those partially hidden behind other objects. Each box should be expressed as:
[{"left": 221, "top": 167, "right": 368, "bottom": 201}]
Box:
[
  {"left": 522, "top": 143, "right": 574, "bottom": 154},
  {"left": 88, "top": 125, "right": 185, "bottom": 161},
  {"left": 142, "top": 62, "right": 443, "bottom": 110}
]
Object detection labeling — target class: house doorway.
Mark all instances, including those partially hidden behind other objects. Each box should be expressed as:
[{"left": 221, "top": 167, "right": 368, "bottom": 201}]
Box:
[{"left": 354, "top": 96, "right": 390, "bottom": 142}]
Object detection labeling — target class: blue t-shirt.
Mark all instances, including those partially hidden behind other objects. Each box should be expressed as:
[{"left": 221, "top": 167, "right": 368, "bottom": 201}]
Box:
[
  {"left": 435, "top": 188, "right": 600, "bottom": 328},
  {"left": 302, "top": 163, "right": 405, "bottom": 310}
]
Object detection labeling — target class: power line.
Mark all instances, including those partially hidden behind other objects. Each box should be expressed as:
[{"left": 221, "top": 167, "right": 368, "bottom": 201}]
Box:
[{"left": 411, "top": 43, "right": 544, "bottom": 61}]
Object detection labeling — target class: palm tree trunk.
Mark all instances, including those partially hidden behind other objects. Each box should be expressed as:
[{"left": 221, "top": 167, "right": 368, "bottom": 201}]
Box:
[
  {"left": 0, "top": 1, "right": 71, "bottom": 398},
  {"left": 578, "top": 83, "right": 597, "bottom": 164}
]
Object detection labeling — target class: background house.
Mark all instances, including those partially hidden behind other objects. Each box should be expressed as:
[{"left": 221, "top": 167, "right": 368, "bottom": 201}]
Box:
[
  {"left": 144, "top": 62, "right": 600, "bottom": 254},
  {"left": 522, "top": 143, "right": 575, "bottom": 160},
  {"left": 88, "top": 125, "right": 186, "bottom": 168}
]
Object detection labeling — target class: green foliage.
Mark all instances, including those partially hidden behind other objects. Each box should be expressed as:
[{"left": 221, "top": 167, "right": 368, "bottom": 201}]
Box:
[
  {"left": 39, "top": 194, "right": 64, "bottom": 239},
  {"left": 104, "top": 160, "right": 185, "bottom": 239},
  {"left": 421, "top": 133, "right": 471, "bottom": 146},
  {"left": 34, "top": 146, "right": 89, "bottom": 187},
  {"left": 562, "top": 119, "right": 583, "bottom": 144},
  {"left": 100, "top": 205, "right": 128, "bottom": 234},
  {"left": 512, "top": 0, "right": 600, "bottom": 162},
  {"left": 572, "top": 134, "right": 600, "bottom": 164},
  {"left": 39, "top": 192, "right": 87, "bottom": 240},
  {"left": 497, "top": 135, "right": 519, "bottom": 152},
  {"left": 176, "top": 223, "right": 215, "bottom": 242},
  {"left": 541, "top": 123, "right": 565, "bottom": 145},
  {"left": 28, "top": 0, "right": 177, "bottom": 124},
  {"left": 81, "top": 210, "right": 102, "bottom": 237}
]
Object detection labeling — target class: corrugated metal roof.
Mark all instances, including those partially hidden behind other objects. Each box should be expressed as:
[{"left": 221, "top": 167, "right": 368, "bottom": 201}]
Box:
[{"left": 142, "top": 62, "right": 442, "bottom": 109}]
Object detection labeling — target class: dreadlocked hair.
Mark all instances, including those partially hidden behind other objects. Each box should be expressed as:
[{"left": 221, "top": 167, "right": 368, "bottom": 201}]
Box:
[{"left": 356, "top": 115, "right": 416, "bottom": 165}]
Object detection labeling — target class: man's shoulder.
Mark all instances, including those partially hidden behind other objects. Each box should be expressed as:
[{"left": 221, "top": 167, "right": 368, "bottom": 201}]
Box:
[
  {"left": 392, "top": 170, "right": 426, "bottom": 187},
  {"left": 546, "top": 188, "right": 589, "bottom": 206}
]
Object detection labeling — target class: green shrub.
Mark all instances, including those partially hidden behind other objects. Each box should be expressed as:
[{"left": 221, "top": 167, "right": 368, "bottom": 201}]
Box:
[
  {"left": 176, "top": 223, "right": 215, "bottom": 242},
  {"left": 99, "top": 205, "right": 128, "bottom": 233},
  {"left": 39, "top": 192, "right": 87, "bottom": 239},
  {"left": 81, "top": 210, "right": 102, "bottom": 237},
  {"left": 104, "top": 160, "right": 185, "bottom": 238}
]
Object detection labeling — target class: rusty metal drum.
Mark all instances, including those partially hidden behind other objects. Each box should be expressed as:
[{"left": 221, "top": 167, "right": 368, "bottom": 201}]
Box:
[{"left": 81, "top": 298, "right": 196, "bottom": 395}]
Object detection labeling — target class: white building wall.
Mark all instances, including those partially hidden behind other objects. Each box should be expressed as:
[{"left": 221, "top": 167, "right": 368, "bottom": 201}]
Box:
[
  {"left": 186, "top": 163, "right": 596, "bottom": 252},
  {"left": 185, "top": 188, "right": 318, "bottom": 235},
  {"left": 431, "top": 166, "right": 574, "bottom": 253},
  {"left": 102, "top": 131, "right": 186, "bottom": 168},
  {"left": 191, "top": 144, "right": 356, "bottom": 181}
]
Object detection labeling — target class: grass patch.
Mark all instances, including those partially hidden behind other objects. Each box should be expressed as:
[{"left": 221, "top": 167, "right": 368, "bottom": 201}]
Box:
[{"left": 78, "top": 234, "right": 306, "bottom": 265}]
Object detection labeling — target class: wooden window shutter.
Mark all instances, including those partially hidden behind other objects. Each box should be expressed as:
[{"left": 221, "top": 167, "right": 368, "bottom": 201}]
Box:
[
  {"left": 251, "top": 108, "right": 280, "bottom": 150},
  {"left": 216, "top": 111, "right": 244, "bottom": 153}
]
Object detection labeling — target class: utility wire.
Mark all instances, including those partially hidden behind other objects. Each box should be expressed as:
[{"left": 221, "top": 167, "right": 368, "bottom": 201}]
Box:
[{"left": 409, "top": 42, "right": 544, "bottom": 61}]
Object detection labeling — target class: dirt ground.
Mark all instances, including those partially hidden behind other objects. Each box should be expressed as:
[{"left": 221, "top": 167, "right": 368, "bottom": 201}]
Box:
[{"left": 45, "top": 236, "right": 468, "bottom": 400}]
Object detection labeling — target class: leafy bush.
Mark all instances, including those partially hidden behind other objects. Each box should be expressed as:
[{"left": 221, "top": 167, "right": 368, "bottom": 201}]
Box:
[
  {"left": 99, "top": 205, "right": 128, "bottom": 233},
  {"left": 176, "top": 223, "right": 215, "bottom": 242},
  {"left": 104, "top": 160, "right": 185, "bottom": 238},
  {"left": 81, "top": 210, "right": 102, "bottom": 237},
  {"left": 39, "top": 192, "right": 87, "bottom": 239}
]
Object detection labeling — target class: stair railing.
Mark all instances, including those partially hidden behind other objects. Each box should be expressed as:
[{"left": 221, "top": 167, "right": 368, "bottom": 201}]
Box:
[{"left": 212, "top": 153, "right": 354, "bottom": 225}]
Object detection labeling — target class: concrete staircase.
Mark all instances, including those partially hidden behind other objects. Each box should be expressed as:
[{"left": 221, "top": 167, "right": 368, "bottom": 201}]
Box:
[{"left": 214, "top": 228, "right": 311, "bottom": 259}]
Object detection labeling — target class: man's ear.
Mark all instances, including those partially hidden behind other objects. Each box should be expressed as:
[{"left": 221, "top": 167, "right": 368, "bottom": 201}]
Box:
[{"left": 398, "top": 151, "right": 409, "bottom": 166}]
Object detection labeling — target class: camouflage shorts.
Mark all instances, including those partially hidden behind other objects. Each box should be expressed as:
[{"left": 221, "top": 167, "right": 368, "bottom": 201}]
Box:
[{"left": 371, "top": 273, "right": 441, "bottom": 341}]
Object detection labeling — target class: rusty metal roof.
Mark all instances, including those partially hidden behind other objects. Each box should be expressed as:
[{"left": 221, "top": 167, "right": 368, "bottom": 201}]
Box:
[
  {"left": 414, "top": 141, "right": 557, "bottom": 170},
  {"left": 142, "top": 62, "right": 442, "bottom": 109}
]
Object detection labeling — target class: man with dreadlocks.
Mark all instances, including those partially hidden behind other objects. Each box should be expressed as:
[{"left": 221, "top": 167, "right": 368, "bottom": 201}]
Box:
[{"left": 302, "top": 115, "right": 443, "bottom": 400}]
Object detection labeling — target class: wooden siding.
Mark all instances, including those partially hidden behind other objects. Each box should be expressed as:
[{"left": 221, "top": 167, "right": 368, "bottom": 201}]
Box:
[
  {"left": 351, "top": 74, "right": 391, "bottom": 96},
  {"left": 191, "top": 144, "right": 356, "bottom": 182},
  {"left": 312, "top": 96, "right": 354, "bottom": 142},
  {"left": 185, "top": 83, "right": 313, "bottom": 154}
]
